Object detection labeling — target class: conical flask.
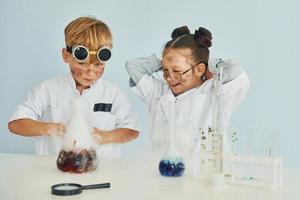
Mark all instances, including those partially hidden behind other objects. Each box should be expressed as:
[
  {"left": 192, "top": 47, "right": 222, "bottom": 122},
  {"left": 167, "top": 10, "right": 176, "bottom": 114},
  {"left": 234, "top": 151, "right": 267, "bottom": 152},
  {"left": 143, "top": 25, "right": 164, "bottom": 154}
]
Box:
[
  {"left": 56, "top": 96, "right": 98, "bottom": 173},
  {"left": 159, "top": 99, "right": 185, "bottom": 177}
]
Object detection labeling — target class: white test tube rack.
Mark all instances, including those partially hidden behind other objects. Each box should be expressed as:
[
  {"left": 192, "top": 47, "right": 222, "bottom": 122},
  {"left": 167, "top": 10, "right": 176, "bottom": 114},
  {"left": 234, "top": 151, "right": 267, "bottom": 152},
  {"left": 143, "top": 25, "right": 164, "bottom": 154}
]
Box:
[
  {"left": 223, "top": 154, "right": 282, "bottom": 188},
  {"left": 195, "top": 128, "right": 283, "bottom": 188}
]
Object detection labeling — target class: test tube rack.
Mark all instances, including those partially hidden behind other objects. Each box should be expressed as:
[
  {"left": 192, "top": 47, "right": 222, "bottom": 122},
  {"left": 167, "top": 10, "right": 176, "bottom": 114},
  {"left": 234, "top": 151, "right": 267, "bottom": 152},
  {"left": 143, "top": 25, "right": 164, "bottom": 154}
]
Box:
[
  {"left": 193, "top": 127, "right": 282, "bottom": 188},
  {"left": 223, "top": 154, "right": 282, "bottom": 188}
]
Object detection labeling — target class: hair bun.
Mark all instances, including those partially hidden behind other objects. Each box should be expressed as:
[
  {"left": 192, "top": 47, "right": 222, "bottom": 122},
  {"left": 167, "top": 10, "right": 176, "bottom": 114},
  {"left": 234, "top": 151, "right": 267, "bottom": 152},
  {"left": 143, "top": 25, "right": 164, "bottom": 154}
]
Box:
[
  {"left": 171, "top": 26, "right": 190, "bottom": 39},
  {"left": 194, "top": 27, "right": 212, "bottom": 48}
]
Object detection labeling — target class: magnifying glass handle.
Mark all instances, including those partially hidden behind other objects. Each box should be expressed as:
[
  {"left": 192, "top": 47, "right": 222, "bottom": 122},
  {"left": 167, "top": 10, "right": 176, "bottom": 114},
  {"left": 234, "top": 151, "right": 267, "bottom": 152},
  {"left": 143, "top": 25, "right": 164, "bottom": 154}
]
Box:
[{"left": 82, "top": 183, "right": 110, "bottom": 190}]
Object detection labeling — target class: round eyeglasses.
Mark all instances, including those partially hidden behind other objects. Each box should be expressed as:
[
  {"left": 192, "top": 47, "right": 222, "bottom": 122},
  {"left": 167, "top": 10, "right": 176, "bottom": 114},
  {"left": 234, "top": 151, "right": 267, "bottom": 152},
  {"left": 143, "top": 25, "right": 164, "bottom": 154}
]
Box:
[{"left": 161, "top": 62, "right": 207, "bottom": 82}]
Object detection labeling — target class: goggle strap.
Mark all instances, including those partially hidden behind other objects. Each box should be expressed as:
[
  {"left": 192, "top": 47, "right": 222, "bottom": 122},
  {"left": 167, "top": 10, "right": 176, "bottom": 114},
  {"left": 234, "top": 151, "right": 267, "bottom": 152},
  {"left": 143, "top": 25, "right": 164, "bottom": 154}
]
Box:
[{"left": 66, "top": 46, "right": 73, "bottom": 53}]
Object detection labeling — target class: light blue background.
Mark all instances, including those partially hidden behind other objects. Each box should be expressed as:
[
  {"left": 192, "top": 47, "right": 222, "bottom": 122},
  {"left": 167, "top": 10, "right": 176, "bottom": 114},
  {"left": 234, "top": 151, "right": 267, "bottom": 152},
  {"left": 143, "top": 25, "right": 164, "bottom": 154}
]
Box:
[{"left": 1, "top": 0, "right": 299, "bottom": 166}]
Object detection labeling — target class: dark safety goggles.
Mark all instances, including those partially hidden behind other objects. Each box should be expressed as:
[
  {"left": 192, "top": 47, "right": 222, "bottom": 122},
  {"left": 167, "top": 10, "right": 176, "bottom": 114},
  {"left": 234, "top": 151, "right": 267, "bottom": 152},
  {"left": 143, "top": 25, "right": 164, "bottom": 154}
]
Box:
[{"left": 66, "top": 45, "right": 112, "bottom": 63}]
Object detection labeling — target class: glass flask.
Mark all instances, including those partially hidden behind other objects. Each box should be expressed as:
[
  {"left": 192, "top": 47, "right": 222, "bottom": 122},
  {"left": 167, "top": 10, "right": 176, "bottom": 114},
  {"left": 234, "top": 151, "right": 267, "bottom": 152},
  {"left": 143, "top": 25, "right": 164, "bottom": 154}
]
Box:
[
  {"left": 158, "top": 99, "right": 185, "bottom": 177},
  {"left": 56, "top": 97, "right": 98, "bottom": 173},
  {"left": 159, "top": 147, "right": 185, "bottom": 177}
]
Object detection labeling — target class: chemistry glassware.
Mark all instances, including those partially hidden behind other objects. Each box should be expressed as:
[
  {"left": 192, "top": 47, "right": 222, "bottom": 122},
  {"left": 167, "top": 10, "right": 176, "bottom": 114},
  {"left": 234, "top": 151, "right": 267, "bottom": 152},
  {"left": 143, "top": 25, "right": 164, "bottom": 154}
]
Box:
[
  {"left": 159, "top": 144, "right": 185, "bottom": 177},
  {"left": 158, "top": 99, "right": 185, "bottom": 177},
  {"left": 190, "top": 127, "right": 215, "bottom": 179},
  {"left": 56, "top": 148, "right": 97, "bottom": 173},
  {"left": 56, "top": 97, "right": 98, "bottom": 173}
]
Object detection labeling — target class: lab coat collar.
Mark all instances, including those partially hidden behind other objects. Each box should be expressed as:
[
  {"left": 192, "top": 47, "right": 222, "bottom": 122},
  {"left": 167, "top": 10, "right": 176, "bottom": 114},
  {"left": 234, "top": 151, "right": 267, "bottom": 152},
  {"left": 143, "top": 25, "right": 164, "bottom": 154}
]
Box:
[{"left": 175, "top": 87, "right": 197, "bottom": 101}]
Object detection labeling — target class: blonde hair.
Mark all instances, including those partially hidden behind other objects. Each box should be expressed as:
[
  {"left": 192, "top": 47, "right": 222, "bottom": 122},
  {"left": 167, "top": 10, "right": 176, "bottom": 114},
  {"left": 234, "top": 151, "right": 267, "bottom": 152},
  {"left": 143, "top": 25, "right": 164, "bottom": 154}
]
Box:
[{"left": 64, "top": 16, "right": 112, "bottom": 50}]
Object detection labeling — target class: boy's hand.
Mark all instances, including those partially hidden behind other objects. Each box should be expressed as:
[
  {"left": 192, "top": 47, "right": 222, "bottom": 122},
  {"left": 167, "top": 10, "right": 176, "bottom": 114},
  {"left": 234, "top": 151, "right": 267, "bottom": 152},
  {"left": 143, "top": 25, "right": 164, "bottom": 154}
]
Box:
[
  {"left": 93, "top": 127, "right": 138, "bottom": 144},
  {"left": 93, "top": 127, "right": 112, "bottom": 144},
  {"left": 93, "top": 127, "right": 103, "bottom": 144},
  {"left": 47, "top": 123, "right": 66, "bottom": 137}
]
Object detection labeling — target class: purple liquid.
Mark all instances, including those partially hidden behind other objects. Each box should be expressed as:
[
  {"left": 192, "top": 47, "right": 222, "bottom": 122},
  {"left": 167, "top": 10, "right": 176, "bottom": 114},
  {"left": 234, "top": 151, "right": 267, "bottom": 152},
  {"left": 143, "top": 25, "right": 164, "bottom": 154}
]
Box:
[{"left": 159, "top": 158, "right": 185, "bottom": 177}]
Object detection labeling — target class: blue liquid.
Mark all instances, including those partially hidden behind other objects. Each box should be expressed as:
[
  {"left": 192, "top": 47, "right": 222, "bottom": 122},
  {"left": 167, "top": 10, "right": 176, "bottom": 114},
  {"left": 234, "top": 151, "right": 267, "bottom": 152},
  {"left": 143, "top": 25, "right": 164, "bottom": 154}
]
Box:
[{"left": 159, "top": 158, "right": 185, "bottom": 177}]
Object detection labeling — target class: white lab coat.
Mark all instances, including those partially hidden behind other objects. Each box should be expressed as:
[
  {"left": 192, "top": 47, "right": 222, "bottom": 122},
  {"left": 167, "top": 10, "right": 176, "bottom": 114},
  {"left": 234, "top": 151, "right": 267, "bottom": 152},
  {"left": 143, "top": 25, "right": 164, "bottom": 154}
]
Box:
[
  {"left": 10, "top": 72, "right": 138, "bottom": 158},
  {"left": 131, "top": 63, "right": 249, "bottom": 157}
]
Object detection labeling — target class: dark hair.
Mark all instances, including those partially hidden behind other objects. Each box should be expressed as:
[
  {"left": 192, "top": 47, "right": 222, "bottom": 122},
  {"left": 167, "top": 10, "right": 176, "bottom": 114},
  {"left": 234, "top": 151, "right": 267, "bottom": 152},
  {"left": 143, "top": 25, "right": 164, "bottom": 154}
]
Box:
[{"left": 164, "top": 26, "right": 212, "bottom": 65}]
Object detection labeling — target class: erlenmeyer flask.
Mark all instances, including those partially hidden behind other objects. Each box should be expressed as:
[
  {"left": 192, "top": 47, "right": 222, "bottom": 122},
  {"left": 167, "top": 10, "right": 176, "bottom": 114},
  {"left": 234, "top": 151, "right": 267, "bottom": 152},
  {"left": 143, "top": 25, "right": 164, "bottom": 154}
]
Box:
[
  {"left": 158, "top": 99, "right": 185, "bottom": 177},
  {"left": 56, "top": 96, "right": 98, "bottom": 173}
]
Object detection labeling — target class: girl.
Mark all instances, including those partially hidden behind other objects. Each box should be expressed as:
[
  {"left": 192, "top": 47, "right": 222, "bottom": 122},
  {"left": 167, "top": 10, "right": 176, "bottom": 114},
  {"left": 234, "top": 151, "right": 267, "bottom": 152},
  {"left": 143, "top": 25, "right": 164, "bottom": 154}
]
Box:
[{"left": 126, "top": 26, "right": 249, "bottom": 156}]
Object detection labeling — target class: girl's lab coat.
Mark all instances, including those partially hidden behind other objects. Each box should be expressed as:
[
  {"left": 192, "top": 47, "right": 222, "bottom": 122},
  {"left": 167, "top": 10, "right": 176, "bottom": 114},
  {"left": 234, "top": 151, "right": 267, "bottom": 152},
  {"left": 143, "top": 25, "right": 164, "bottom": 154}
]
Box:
[{"left": 130, "top": 57, "right": 249, "bottom": 157}]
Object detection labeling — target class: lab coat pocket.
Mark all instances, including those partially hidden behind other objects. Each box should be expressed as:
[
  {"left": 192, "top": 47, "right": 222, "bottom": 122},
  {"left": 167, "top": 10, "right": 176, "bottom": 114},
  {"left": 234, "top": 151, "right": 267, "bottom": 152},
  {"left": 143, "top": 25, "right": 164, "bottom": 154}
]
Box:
[{"left": 93, "top": 112, "right": 117, "bottom": 131}]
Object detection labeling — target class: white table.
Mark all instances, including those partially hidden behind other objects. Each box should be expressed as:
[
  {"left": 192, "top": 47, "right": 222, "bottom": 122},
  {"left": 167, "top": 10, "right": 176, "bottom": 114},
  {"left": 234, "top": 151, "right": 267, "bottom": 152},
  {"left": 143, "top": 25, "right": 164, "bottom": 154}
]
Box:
[{"left": 0, "top": 153, "right": 299, "bottom": 200}]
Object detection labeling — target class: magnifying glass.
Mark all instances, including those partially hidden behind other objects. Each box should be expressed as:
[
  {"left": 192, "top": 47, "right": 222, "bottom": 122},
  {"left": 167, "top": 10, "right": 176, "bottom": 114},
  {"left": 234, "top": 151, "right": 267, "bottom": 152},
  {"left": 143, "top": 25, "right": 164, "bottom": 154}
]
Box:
[{"left": 51, "top": 183, "right": 110, "bottom": 196}]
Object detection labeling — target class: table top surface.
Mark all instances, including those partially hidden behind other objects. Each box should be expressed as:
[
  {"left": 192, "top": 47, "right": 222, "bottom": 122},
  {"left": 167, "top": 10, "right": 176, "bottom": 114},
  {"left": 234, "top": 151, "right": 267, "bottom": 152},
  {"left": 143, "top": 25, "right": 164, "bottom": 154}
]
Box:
[{"left": 0, "top": 153, "right": 299, "bottom": 200}]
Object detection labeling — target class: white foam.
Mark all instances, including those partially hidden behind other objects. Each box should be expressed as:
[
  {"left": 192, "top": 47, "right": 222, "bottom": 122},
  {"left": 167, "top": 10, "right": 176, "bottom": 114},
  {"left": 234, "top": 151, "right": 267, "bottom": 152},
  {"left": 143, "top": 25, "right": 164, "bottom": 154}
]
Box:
[{"left": 62, "top": 96, "right": 96, "bottom": 151}]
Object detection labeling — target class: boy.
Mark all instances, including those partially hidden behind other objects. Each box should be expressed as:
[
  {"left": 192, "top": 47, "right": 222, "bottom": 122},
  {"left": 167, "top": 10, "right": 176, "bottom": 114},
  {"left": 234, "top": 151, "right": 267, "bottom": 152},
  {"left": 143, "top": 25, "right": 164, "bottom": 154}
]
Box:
[{"left": 8, "top": 16, "right": 139, "bottom": 158}]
